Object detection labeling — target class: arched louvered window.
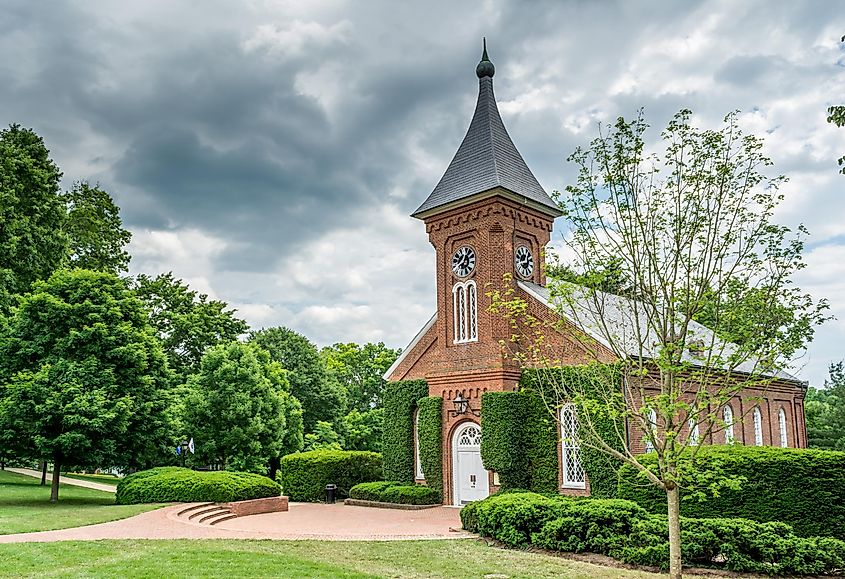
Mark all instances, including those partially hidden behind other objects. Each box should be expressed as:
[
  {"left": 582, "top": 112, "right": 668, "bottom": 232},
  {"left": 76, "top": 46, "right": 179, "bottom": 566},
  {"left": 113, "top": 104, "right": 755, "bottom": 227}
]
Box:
[
  {"left": 644, "top": 408, "right": 657, "bottom": 453},
  {"left": 560, "top": 404, "right": 586, "bottom": 488},
  {"left": 453, "top": 281, "right": 477, "bottom": 344},
  {"left": 753, "top": 407, "right": 763, "bottom": 446},
  {"left": 723, "top": 405, "right": 735, "bottom": 444},
  {"left": 414, "top": 409, "right": 424, "bottom": 480},
  {"left": 779, "top": 408, "right": 788, "bottom": 448}
]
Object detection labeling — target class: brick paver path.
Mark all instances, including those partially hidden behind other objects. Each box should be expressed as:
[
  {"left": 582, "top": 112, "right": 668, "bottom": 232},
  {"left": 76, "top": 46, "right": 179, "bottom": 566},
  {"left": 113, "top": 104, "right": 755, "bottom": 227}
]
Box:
[
  {"left": 0, "top": 502, "right": 470, "bottom": 543},
  {"left": 8, "top": 468, "right": 117, "bottom": 493}
]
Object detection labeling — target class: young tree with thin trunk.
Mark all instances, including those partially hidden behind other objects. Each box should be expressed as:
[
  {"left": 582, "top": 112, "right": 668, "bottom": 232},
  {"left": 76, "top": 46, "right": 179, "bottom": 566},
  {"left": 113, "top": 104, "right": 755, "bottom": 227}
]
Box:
[{"left": 490, "top": 110, "right": 826, "bottom": 579}]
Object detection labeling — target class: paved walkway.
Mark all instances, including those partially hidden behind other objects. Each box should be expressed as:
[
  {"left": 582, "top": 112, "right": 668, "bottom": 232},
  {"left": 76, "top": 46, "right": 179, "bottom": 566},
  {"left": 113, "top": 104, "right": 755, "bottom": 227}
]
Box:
[
  {"left": 8, "top": 468, "right": 117, "bottom": 493},
  {"left": 0, "top": 502, "right": 470, "bottom": 543}
]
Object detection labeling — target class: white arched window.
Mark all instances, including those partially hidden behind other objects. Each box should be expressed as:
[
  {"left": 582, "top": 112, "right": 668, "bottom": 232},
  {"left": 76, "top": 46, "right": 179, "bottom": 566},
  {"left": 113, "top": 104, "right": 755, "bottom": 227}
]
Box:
[
  {"left": 644, "top": 408, "right": 657, "bottom": 453},
  {"left": 688, "top": 417, "right": 700, "bottom": 446},
  {"left": 779, "top": 408, "right": 788, "bottom": 448},
  {"left": 453, "top": 280, "right": 478, "bottom": 344},
  {"left": 414, "top": 409, "right": 424, "bottom": 480},
  {"left": 723, "top": 405, "right": 735, "bottom": 444},
  {"left": 753, "top": 408, "right": 763, "bottom": 446},
  {"left": 560, "top": 404, "right": 586, "bottom": 489}
]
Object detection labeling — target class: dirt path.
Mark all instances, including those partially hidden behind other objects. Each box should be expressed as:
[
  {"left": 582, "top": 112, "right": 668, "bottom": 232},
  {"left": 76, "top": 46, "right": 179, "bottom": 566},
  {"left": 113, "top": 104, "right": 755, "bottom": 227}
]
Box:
[{"left": 7, "top": 468, "right": 117, "bottom": 493}]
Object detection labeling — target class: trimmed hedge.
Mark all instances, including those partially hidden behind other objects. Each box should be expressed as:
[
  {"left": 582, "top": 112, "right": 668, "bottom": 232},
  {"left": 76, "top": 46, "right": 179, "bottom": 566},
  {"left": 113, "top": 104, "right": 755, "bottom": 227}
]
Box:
[
  {"left": 617, "top": 445, "right": 845, "bottom": 539},
  {"left": 464, "top": 491, "right": 845, "bottom": 575},
  {"left": 417, "top": 396, "right": 443, "bottom": 495},
  {"left": 382, "top": 379, "right": 428, "bottom": 483},
  {"left": 278, "top": 449, "right": 382, "bottom": 502},
  {"left": 116, "top": 467, "right": 280, "bottom": 504},
  {"left": 349, "top": 481, "right": 441, "bottom": 505}
]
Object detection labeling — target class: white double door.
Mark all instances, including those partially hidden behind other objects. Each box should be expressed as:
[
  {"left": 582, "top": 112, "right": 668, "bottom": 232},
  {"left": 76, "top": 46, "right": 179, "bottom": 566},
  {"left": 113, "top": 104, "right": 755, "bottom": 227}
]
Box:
[{"left": 452, "top": 422, "right": 489, "bottom": 505}]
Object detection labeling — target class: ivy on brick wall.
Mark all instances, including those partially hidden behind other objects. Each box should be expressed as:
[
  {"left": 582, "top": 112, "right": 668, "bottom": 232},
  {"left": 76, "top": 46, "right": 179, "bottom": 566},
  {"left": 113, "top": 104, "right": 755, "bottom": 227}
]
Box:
[
  {"left": 480, "top": 364, "right": 624, "bottom": 496},
  {"left": 382, "top": 379, "right": 428, "bottom": 483},
  {"left": 417, "top": 396, "right": 443, "bottom": 496}
]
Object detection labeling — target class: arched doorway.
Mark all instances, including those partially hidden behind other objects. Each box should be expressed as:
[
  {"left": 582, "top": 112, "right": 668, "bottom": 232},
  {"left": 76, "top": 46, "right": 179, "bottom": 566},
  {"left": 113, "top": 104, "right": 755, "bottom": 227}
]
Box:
[{"left": 451, "top": 422, "right": 489, "bottom": 505}]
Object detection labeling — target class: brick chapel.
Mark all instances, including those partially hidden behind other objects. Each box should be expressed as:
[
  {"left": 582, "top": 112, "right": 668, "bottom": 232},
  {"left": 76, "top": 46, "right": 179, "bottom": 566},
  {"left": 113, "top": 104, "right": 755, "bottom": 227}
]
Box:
[{"left": 384, "top": 43, "right": 809, "bottom": 506}]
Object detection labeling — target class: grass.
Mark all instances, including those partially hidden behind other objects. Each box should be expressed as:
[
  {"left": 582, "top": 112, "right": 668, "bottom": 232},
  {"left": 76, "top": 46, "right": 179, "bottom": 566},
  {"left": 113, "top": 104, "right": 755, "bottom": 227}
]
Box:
[
  {"left": 0, "top": 539, "right": 666, "bottom": 578},
  {"left": 0, "top": 470, "right": 162, "bottom": 535}
]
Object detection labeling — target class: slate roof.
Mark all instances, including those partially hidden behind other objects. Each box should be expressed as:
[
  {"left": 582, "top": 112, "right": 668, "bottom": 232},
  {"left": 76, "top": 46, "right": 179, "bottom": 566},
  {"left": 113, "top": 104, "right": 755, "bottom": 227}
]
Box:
[
  {"left": 412, "top": 52, "right": 561, "bottom": 218},
  {"left": 518, "top": 280, "right": 803, "bottom": 384}
]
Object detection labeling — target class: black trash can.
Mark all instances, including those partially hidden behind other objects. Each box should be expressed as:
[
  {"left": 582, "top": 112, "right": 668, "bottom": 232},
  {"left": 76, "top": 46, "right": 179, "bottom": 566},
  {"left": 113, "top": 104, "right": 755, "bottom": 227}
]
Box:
[{"left": 325, "top": 484, "right": 337, "bottom": 504}]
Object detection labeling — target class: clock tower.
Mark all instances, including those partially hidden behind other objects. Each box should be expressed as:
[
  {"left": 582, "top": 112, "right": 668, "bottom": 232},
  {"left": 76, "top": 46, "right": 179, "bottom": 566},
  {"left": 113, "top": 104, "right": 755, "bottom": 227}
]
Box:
[{"left": 410, "top": 41, "right": 561, "bottom": 397}]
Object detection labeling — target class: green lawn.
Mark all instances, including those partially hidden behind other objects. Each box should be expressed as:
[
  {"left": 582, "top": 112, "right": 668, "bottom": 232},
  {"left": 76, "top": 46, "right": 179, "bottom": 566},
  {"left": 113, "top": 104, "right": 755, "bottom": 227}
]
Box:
[
  {"left": 0, "top": 470, "right": 161, "bottom": 535},
  {"left": 0, "top": 539, "right": 666, "bottom": 578}
]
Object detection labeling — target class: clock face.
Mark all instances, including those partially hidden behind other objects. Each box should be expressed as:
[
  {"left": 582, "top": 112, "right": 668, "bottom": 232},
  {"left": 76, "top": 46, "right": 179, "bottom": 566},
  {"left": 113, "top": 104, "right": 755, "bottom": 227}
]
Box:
[
  {"left": 451, "top": 246, "right": 476, "bottom": 277},
  {"left": 515, "top": 246, "right": 534, "bottom": 278}
]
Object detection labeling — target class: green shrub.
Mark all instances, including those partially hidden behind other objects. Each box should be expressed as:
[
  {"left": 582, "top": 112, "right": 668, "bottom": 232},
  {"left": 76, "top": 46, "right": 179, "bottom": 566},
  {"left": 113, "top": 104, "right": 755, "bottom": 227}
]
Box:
[
  {"left": 278, "top": 449, "right": 382, "bottom": 502},
  {"left": 417, "top": 396, "right": 443, "bottom": 495},
  {"left": 468, "top": 491, "right": 845, "bottom": 576},
  {"left": 116, "top": 467, "right": 280, "bottom": 504},
  {"left": 349, "top": 481, "right": 441, "bottom": 505},
  {"left": 382, "top": 380, "right": 428, "bottom": 483},
  {"left": 618, "top": 445, "right": 845, "bottom": 539}
]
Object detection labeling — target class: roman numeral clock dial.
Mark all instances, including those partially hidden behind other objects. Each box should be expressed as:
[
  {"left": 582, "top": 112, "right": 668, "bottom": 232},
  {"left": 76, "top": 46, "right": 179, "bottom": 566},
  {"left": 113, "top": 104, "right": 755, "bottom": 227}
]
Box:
[
  {"left": 451, "top": 246, "right": 476, "bottom": 277},
  {"left": 515, "top": 246, "right": 534, "bottom": 278}
]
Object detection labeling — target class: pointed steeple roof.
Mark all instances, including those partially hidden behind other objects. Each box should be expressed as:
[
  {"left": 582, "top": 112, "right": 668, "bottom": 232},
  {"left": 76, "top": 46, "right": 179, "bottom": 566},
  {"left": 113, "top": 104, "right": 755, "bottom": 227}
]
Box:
[{"left": 412, "top": 40, "right": 561, "bottom": 219}]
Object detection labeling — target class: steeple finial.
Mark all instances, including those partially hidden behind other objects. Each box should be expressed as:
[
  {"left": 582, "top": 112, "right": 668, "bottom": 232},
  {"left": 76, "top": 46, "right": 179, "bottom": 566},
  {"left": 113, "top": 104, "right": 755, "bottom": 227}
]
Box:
[{"left": 476, "top": 37, "right": 495, "bottom": 79}]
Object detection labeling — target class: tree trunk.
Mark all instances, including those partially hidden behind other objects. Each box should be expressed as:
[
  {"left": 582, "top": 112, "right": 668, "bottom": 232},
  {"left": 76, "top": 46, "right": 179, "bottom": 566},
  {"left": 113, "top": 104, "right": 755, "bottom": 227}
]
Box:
[
  {"left": 50, "top": 458, "right": 61, "bottom": 503},
  {"left": 667, "top": 483, "right": 683, "bottom": 579},
  {"left": 40, "top": 461, "right": 48, "bottom": 485}
]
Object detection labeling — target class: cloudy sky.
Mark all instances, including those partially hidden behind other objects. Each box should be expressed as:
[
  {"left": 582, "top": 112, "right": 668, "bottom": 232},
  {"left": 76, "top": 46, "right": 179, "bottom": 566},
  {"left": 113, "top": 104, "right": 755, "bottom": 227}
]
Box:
[{"left": 2, "top": 0, "right": 844, "bottom": 386}]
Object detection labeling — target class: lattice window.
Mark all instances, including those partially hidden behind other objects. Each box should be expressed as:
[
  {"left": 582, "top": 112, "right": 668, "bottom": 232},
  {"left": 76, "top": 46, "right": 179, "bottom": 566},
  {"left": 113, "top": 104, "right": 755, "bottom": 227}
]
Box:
[
  {"left": 753, "top": 407, "right": 763, "bottom": 446},
  {"left": 644, "top": 408, "right": 657, "bottom": 453},
  {"left": 457, "top": 424, "right": 481, "bottom": 447},
  {"left": 560, "top": 404, "right": 586, "bottom": 489},
  {"left": 688, "top": 417, "right": 700, "bottom": 446},
  {"left": 414, "top": 409, "right": 424, "bottom": 479},
  {"left": 779, "top": 408, "right": 788, "bottom": 448},
  {"left": 724, "top": 405, "right": 735, "bottom": 444},
  {"left": 453, "top": 281, "right": 478, "bottom": 344}
]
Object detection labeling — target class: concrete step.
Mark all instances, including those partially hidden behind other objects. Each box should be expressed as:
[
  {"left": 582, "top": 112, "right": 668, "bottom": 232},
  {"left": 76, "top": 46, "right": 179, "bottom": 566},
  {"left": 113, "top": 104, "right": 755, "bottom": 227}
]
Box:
[
  {"left": 176, "top": 502, "right": 215, "bottom": 518},
  {"left": 198, "top": 508, "right": 233, "bottom": 524},
  {"left": 206, "top": 512, "right": 238, "bottom": 526},
  {"left": 188, "top": 505, "right": 229, "bottom": 521}
]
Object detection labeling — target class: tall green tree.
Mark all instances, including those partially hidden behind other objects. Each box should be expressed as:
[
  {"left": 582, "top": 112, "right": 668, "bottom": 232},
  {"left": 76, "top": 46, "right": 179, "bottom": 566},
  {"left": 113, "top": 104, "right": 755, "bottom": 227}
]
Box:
[
  {"left": 806, "top": 361, "right": 845, "bottom": 449},
  {"left": 339, "top": 407, "right": 384, "bottom": 452},
  {"left": 249, "top": 327, "right": 346, "bottom": 433},
  {"left": 0, "top": 124, "right": 68, "bottom": 311},
  {"left": 0, "top": 269, "right": 172, "bottom": 501},
  {"left": 492, "top": 110, "right": 824, "bottom": 579},
  {"left": 321, "top": 342, "right": 400, "bottom": 412},
  {"left": 133, "top": 273, "right": 249, "bottom": 381},
  {"left": 62, "top": 182, "right": 132, "bottom": 273},
  {"left": 181, "top": 341, "right": 303, "bottom": 473}
]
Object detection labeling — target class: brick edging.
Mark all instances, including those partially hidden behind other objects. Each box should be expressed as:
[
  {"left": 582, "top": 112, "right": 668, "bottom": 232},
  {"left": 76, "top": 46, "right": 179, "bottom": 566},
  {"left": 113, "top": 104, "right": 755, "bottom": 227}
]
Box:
[{"left": 343, "top": 498, "right": 440, "bottom": 510}]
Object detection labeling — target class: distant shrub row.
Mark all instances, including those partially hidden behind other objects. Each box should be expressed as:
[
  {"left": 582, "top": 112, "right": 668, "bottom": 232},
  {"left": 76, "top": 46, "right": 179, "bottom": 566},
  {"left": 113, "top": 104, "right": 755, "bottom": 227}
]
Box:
[
  {"left": 462, "top": 491, "right": 845, "bottom": 576},
  {"left": 349, "top": 481, "right": 440, "bottom": 505},
  {"left": 115, "top": 467, "right": 280, "bottom": 504},
  {"left": 278, "top": 449, "right": 382, "bottom": 502}
]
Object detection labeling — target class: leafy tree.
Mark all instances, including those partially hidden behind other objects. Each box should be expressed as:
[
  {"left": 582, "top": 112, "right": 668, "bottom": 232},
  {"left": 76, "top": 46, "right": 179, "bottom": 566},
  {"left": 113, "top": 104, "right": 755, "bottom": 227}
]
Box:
[
  {"left": 62, "top": 182, "right": 132, "bottom": 273},
  {"left": 491, "top": 110, "right": 824, "bottom": 579},
  {"left": 321, "top": 342, "right": 400, "bottom": 412},
  {"left": 339, "top": 408, "right": 384, "bottom": 453},
  {"left": 0, "top": 269, "right": 172, "bottom": 501},
  {"left": 249, "top": 327, "right": 346, "bottom": 433},
  {"left": 133, "top": 273, "right": 249, "bottom": 381},
  {"left": 303, "top": 421, "right": 343, "bottom": 451},
  {"left": 181, "top": 341, "right": 303, "bottom": 474},
  {"left": 806, "top": 361, "right": 845, "bottom": 450},
  {"left": 0, "top": 124, "right": 67, "bottom": 310},
  {"left": 829, "top": 35, "right": 845, "bottom": 174}
]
